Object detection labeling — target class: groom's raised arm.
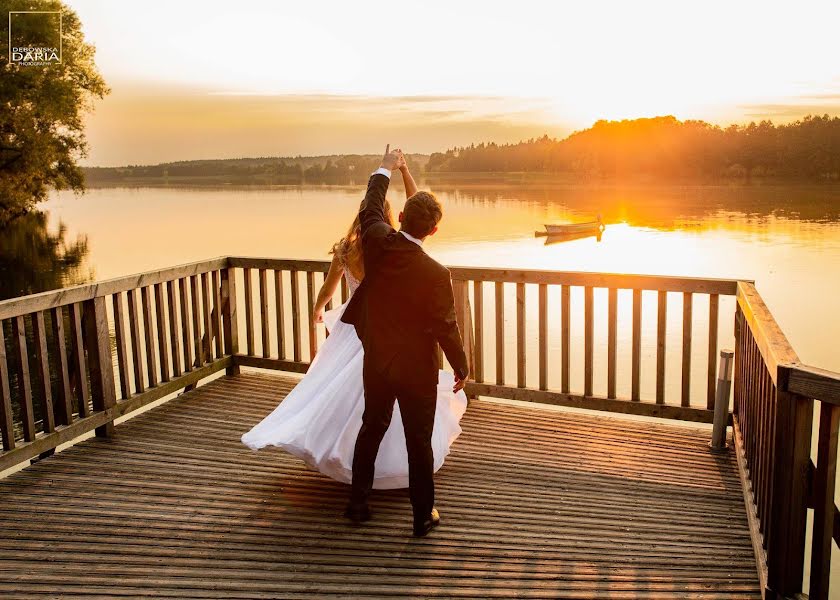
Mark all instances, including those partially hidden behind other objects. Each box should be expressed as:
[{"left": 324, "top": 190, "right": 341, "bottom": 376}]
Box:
[
  {"left": 359, "top": 145, "right": 404, "bottom": 239},
  {"left": 358, "top": 169, "right": 391, "bottom": 239}
]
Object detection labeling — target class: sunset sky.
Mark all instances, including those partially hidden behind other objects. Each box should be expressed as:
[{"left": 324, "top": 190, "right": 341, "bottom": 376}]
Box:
[{"left": 67, "top": 0, "right": 840, "bottom": 166}]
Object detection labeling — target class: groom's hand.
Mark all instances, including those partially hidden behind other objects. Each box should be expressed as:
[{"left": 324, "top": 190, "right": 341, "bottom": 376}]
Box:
[
  {"left": 393, "top": 148, "right": 406, "bottom": 170},
  {"left": 453, "top": 375, "right": 466, "bottom": 394},
  {"left": 380, "top": 144, "right": 406, "bottom": 171}
]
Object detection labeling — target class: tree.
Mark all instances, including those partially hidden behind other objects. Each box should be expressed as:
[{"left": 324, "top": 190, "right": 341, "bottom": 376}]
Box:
[{"left": 0, "top": 0, "right": 109, "bottom": 225}]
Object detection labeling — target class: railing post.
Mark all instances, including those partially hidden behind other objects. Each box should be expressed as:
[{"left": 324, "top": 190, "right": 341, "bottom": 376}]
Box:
[
  {"left": 0, "top": 323, "right": 15, "bottom": 450},
  {"left": 766, "top": 364, "right": 813, "bottom": 598},
  {"left": 733, "top": 304, "right": 742, "bottom": 421},
  {"left": 82, "top": 296, "right": 117, "bottom": 437},
  {"left": 220, "top": 267, "right": 240, "bottom": 376},
  {"left": 809, "top": 401, "right": 839, "bottom": 600},
  {"left": 452, "top": 279, "right": 475, "bottom": 391},
  {"left": 710, "top": 349, "right": 734, "bottom": 451}
]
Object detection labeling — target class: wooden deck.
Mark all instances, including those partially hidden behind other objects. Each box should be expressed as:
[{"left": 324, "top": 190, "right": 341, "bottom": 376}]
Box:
[{"left": 0, "top": 371, "right": 760, "bottom": 599}]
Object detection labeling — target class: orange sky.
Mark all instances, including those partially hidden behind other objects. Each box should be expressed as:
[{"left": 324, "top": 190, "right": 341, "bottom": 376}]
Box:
[
  {"left": 68, "top": 0, "right": 840, "bottom": 166},
  {"left": 82, "top": 87, "right": 566, "bottom": 165}
]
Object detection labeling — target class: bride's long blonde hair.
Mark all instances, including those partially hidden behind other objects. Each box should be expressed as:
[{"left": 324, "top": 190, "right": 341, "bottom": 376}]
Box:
[{"left": 331, "top": 200, "right": 397, "bottom": 281}]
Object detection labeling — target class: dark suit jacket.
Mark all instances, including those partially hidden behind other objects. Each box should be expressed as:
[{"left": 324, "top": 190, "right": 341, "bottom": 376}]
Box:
[{"left": 341, "top": 173, "right": 469, "bottom": 389}]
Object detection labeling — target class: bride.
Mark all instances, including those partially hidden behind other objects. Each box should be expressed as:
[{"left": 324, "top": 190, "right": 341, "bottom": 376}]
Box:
[{"left": 241, "top": 162, "right": 468, "bottom": 489}]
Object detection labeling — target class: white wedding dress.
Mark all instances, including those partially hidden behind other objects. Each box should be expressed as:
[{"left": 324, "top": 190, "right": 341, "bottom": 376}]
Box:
[{"left": 241, "top": 267, "right": 468, "bottom": 489}]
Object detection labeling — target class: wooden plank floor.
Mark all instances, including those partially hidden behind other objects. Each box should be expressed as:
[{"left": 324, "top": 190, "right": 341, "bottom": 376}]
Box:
[{"left": 0, "top": 372, "right": 760, "bottom": 599}]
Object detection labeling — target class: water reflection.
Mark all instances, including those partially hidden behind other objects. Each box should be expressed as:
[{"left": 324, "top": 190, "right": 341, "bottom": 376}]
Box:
[
  {"left": 0, "top": 210, "right": 92, "bottom": 301},
  {"left": 540, "top": 230, "right": 604, "bottom": 245},
  {"left": 433, "top": 182, "right": 840, "bottom": 230}
]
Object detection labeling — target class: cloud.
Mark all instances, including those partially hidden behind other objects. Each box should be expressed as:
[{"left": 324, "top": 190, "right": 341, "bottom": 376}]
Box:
[
  {"left": 738, "top": 97, "right": 840, "bottom": 120},
  {"left": 81, "top": 86, "right": 567, "bottom": 166}
]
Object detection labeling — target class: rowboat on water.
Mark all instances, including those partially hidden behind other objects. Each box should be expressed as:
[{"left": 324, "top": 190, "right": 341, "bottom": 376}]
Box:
[{"left": 541, "top": 217, "right": 605, "bottom": 236}]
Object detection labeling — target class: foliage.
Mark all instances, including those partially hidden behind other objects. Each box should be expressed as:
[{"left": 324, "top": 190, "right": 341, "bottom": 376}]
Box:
[
  {"left": 83, "top": 154, "right": 430, "bottom": 185},
  {"left": 426, "top": 115, "right": 840, "bottom": 181},
  {"left": 0, "top": 0, "right": 109, "bottom": 224}
]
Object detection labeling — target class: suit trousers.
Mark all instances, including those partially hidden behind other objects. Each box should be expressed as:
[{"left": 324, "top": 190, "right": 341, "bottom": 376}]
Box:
[{"left": 350, "top": 358, "right": 437, "bottom": 522}]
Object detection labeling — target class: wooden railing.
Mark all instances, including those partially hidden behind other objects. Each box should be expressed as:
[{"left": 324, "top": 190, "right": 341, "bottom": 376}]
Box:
[
  {"left": 446, "top": 267, "right": 739, "bottom": 422},
  {"left": 788, "top": 365, "right": 840, "bottom": 600},
  {"left": 734, "top": 281, "right": 840, "bottom": 600},
  {"left": 226, "top": 258, "right": 333, "bottom": 374},
  {"left": 1, "top": 255, "right": 837, "bottom": 598},
  {"left": 227, "top": 257, "right": 742, "bottom": 423},
  {"left": 0, "top": 256, "right": 740, "bottom": 474},
  {"left": 0, "top": 257, "right": 235, "bottom": 471}
]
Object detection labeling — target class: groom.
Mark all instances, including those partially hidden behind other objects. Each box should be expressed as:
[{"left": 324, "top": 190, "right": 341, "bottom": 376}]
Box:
[{"left": 341, "top": 145, "right": 469, "bottom": 537}]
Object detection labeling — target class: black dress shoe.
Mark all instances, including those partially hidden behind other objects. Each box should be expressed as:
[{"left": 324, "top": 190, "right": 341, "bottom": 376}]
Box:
[
  {"left": 413, "top": 507, "right": 440, "bottom": 537},
  {"left": 344, "top": 503, "right": 372, "bottom": 524}
]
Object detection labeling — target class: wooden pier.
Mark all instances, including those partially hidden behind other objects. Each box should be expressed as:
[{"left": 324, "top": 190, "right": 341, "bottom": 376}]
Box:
[{"left": 0, "top": 257, "right": 838, "bottom": 598}]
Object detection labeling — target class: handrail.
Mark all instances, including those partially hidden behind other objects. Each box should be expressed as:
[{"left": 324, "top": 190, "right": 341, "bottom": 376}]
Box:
[
  {"left": 448, "top": 266, "right": 743, "bottom": 295},
  {"left": 0, "top": 257, "right": 229, "bottom": 321},
  {"left": 734, "top": 282, "right": 840, "bottom": 600},
  {"left": 226, "top": 256, "right": 744, "bottom": 294},
  {"left": 227, "top": 257, "right": 330, "bottom": 272},
  {"left": 227, "top": 256, "right": 741, "bottom": 423},
  {"left": 787, "top": 364, "right": 840, "bottom": 406},
  {"left": 0, "top": 255, "right": 742, "bottom": 320},
  {"left": 735, "top": 281, "right": 799, "bottom": 383}
]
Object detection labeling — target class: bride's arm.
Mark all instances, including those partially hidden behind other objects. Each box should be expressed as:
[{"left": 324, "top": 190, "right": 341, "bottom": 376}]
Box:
[
  {"left": 313, "top": 254, "right": 344, "bottom": 323},
  {"left": 400, "top": 162, "right": 418, "bottom": 199}
]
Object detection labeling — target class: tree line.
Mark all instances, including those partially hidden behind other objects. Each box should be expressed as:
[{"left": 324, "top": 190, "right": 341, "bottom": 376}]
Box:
[
  {"left": 84, "top": 154, "right": 431, "bottom": 185},
  {"left": 58, "top": 115, "right": 840, "bottom": 193},
  {"left": 426, "top": 115, "right": 840, "bottom": 181}
]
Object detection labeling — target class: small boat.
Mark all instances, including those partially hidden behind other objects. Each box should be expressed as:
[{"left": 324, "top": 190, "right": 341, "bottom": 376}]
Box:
[{"left": 541, "top": 216, "right": 604, "bottom": 236}]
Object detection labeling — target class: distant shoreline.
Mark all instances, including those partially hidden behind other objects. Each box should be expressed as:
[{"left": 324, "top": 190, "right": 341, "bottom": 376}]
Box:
[
  {"left": 82, "top": 171, "right": 840, "bottom": 190},
  {"left": 82, "top": 115, "right": 840, "bottom": 187}
]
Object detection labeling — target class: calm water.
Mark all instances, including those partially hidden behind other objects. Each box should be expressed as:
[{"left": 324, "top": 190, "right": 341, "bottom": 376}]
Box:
[{"left": 16, "top": 181, "right": 839, "bottom": 375}]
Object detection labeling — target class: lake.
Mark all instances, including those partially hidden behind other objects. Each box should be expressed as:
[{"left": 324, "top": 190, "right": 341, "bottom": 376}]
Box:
[{"left": 10, "top": 180, "right": 838, "bottom": 375}]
